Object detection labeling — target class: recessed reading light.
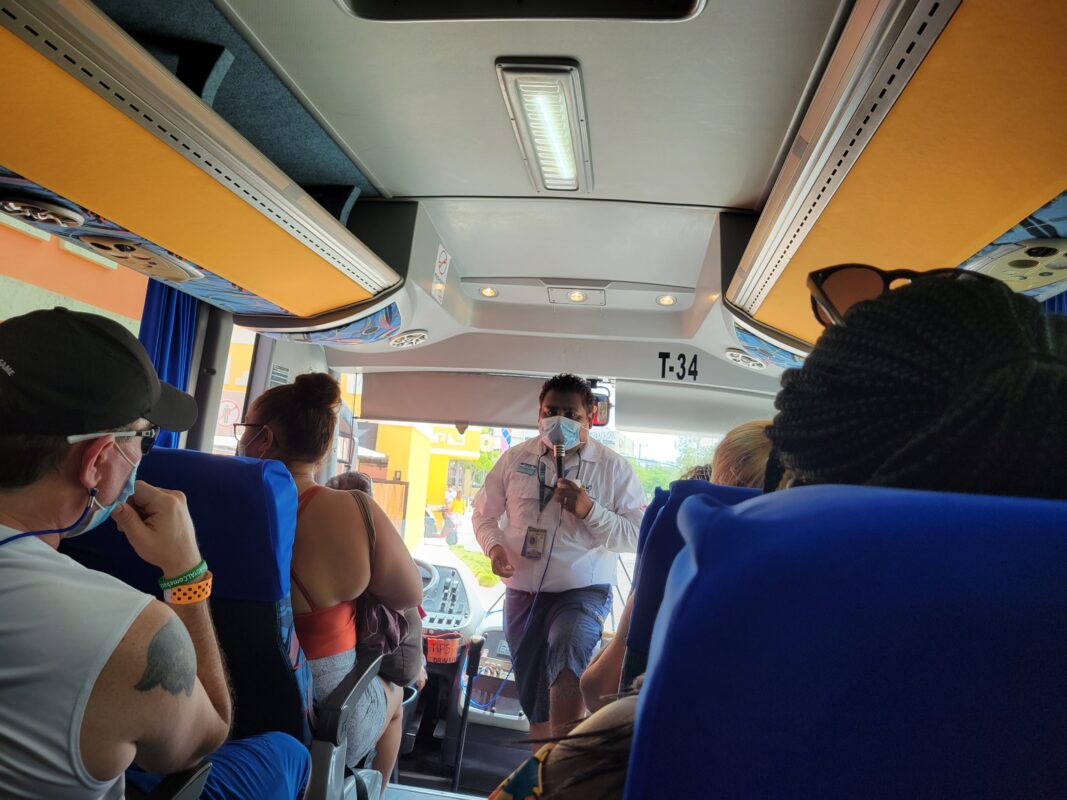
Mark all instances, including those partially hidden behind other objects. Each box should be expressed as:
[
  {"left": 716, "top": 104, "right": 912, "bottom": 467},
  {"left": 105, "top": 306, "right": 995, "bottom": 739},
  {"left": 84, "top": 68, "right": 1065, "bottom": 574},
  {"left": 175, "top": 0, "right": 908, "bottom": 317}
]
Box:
[
  {"left": 568, "top": 290, "right": 587, "bottom": 303},
  {"left": 480, "top": 286, "right": 499, "bottom": 298},
  {"left": 656, "top": 294, "right": 677, "bottom": 306}
]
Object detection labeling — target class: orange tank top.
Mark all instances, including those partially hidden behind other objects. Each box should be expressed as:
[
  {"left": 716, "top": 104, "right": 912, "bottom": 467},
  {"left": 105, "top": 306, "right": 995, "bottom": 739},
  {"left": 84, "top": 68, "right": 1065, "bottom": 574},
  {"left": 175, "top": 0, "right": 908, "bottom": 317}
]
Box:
[{"left": 292, "top": 486, "right": 358, "bottom": 660}]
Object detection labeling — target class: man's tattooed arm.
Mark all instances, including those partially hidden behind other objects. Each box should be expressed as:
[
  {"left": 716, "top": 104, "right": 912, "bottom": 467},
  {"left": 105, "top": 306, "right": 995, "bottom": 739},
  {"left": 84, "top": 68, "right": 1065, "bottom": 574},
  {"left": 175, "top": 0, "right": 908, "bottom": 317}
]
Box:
[{"left": 134, "top": 617, "right": 197, "bottom": 697}]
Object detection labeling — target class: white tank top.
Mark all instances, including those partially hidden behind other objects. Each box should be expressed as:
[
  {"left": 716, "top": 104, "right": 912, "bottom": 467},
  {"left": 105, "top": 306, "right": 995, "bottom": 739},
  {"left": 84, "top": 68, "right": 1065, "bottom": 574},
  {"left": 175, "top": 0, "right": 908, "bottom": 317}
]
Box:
[{"left": 0, "top": 530, "right": 152, "bottom": 799}]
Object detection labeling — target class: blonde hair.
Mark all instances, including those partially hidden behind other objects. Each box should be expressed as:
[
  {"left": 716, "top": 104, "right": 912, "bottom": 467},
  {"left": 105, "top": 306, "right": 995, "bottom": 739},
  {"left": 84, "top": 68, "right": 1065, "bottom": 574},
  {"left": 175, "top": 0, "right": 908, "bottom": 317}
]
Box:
[{"left": 710, "top": 419, "right": 773, "bottom": 489}]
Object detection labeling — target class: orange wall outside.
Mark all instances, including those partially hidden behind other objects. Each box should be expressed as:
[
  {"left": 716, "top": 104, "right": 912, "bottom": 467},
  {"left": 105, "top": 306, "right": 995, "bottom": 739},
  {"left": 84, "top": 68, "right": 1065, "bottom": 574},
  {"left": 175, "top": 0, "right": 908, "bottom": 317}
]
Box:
[{"left": 0, "top": 223, "right": 147, "bottom": 319}]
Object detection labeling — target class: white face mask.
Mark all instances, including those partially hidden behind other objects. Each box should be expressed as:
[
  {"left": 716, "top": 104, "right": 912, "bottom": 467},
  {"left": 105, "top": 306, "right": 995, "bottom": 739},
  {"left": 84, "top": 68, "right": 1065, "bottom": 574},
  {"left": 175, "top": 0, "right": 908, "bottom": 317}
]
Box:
[
  {"left": 237, "top": 426, "right": 265, "bottom": 457},
  {"left": 539, "top": 415, "right": 583, "bottom": 450}
]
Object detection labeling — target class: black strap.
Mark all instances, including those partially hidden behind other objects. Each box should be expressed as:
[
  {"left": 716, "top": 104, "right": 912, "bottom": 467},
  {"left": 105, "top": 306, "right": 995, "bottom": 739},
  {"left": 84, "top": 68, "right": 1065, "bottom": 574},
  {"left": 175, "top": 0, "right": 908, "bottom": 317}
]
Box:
[{"left": 348, "top": 490, "right": 376, "bottom": 564}]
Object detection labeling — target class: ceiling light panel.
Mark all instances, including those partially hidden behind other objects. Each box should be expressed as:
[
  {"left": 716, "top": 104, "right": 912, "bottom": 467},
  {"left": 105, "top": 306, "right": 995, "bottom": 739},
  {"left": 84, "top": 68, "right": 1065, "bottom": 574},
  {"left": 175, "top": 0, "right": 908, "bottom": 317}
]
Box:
[{"left": 497, "top": 59, "right": 592, "bottom": 193}]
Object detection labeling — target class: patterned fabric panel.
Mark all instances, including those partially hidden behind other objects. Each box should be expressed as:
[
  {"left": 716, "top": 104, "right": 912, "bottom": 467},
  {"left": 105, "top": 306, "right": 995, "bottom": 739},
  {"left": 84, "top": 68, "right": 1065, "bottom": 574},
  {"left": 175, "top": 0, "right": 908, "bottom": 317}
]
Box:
[
  {"left": 277, "top": 594, "right": 314, "bottom": 742},
  {"left": 959, "top": 192, "right": 1067, "bottom": 302},
  {"left": 488, "top": 743, "right": 555, "bottom": 799},
  {"left": 265, "top": 302, "right": 402, "bottom": 346},
  {"left": 0, "top": 165, "right": 290, "bottom": 316},
  {"left": 734, "top": 324, "right": 807, "bottom": 369}
]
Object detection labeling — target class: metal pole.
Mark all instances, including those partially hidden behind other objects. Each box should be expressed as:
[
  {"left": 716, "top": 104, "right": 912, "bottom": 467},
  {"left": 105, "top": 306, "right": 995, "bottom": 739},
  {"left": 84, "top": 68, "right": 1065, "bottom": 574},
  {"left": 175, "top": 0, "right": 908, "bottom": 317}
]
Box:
[{"left": 451, "top": 635, "right": 484, "bottom": 793}]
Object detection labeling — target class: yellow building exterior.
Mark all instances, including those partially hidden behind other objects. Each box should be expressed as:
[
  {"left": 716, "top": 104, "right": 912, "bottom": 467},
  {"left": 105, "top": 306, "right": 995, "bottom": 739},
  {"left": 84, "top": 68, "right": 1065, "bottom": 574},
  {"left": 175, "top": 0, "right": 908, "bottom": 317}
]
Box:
[{"left": 372, "top": 424, "right": 482, "bottom": 549}]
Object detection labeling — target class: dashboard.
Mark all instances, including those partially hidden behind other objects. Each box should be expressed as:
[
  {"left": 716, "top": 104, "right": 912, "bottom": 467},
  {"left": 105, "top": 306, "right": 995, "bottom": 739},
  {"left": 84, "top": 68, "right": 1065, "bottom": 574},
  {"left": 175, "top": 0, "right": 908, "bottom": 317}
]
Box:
[{"left": 421, "top": 565, "right": 471, "bottom": 630}]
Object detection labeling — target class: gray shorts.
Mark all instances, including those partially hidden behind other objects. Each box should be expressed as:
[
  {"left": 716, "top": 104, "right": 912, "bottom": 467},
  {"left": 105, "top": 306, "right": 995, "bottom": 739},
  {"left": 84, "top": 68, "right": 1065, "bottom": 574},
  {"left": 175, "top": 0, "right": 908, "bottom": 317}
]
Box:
[
  {"left": 309, "top": 649, "right": 388, "bottom": 767},
  {"left": 505, "top": 584, "right": 612, "bottom": 723}
]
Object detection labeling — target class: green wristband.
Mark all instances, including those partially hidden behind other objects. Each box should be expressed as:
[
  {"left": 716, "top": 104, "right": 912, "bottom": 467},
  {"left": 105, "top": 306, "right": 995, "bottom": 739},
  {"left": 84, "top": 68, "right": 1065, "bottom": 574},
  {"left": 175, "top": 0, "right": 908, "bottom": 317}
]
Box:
[{"left": 159, "top": 559, "right": 208, "bottom": 590}]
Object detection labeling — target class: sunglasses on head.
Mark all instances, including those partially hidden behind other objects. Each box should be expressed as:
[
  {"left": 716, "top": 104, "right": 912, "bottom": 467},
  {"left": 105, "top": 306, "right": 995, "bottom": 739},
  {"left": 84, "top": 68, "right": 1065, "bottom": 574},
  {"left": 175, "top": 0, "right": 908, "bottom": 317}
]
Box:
[{"left": 807, "top": 264, "right": 996, "bottom": 327}]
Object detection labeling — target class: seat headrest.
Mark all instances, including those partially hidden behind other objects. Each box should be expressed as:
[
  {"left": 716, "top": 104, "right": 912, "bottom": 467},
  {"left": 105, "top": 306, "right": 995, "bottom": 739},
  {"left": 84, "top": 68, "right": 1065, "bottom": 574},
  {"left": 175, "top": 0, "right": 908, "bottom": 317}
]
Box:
[
  {"left": 62, "top": 449, "right": 297, "bottom": 602},
  {"left": 628, "top": 480, "right": 759, "bottom": 659},
  {"left": 625, "top": 484, "right": 1067, "bottom": 799}
]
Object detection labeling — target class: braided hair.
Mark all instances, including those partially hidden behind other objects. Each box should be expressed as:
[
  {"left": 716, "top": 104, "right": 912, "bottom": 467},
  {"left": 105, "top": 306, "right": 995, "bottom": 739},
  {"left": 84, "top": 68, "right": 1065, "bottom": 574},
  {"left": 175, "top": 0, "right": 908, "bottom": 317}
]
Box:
[{"left": 767, "top": 275, "right": 1067, "bottom": 500}]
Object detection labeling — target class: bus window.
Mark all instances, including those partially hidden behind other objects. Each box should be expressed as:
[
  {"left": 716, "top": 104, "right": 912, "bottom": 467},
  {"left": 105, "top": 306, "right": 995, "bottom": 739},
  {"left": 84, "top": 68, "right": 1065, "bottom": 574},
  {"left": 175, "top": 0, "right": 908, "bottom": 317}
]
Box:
[{"left": 212, "top": 326, "right": 256, "bottom": 455}]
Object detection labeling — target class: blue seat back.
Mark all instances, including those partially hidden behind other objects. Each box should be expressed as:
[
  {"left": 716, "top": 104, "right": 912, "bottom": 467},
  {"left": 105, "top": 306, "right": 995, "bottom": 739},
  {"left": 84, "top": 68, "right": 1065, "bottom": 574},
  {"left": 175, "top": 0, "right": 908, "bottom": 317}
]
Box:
[
  {"left": 625, "top": 485, "right": 1067, "bottom": 799},
  {"left": 623, "top": 480, "right": 758, "bottom": 686},
  {"left": 62, "top": 448, "right": 313, "bottom": 744}
]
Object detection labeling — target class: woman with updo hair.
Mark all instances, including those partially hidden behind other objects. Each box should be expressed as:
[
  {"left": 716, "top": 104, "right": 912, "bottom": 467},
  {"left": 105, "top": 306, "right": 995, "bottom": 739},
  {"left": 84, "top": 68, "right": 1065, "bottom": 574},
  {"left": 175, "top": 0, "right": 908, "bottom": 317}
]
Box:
[
  {"left": 768, "top": 267, "right": 1067, "bottom": 499},
  {"left": 238, "top": 372, "right": 423, "bottom": 782}
]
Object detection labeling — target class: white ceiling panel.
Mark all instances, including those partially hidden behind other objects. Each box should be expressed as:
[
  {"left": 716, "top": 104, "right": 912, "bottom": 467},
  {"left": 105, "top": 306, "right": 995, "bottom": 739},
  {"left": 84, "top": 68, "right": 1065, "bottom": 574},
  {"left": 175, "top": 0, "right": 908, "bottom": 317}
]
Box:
[
  {"left": 420, "top": 197, "right": 718, "bottom": 286},
  {"left": 215, "top": 0, "right": 845, "bottom": 207}
]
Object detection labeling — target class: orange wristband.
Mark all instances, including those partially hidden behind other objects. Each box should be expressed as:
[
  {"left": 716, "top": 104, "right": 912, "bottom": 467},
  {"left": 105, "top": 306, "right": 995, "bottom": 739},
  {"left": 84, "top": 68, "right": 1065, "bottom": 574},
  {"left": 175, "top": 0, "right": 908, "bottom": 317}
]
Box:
[{"left": 163, "top": 571, "right": 213, "bottom": 605}]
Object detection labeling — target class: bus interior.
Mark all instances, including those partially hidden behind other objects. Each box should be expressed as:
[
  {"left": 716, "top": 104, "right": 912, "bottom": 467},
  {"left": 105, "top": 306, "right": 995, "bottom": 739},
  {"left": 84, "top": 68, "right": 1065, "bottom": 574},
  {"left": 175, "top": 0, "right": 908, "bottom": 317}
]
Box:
[{"left": 1, "top": 0, "right": 1065, "bottom": 797}]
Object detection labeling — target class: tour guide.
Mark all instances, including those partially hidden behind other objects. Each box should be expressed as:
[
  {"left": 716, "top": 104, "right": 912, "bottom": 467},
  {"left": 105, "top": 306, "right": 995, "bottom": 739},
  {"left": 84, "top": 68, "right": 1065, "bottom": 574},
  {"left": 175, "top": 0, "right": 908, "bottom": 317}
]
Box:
[{"left": 473, "top": 373, "right": 644, "bottom": 742}]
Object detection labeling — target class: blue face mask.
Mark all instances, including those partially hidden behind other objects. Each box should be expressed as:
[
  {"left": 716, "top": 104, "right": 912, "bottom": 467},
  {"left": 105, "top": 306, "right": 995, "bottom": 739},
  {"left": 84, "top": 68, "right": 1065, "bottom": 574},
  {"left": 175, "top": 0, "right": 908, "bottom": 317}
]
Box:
[
  {"left": 61, "top": 447, "right": 139, "bottom": 540},
  {"left": 539, "top": 415, "right": 583, "bottom": 451}
]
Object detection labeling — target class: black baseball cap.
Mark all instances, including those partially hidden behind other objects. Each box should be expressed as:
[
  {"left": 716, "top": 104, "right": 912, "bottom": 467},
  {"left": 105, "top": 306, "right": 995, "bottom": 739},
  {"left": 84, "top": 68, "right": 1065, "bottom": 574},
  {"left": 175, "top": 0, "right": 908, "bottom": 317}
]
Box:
[{"left": 0, "top": 307, "right": 198, "bottom": 436}]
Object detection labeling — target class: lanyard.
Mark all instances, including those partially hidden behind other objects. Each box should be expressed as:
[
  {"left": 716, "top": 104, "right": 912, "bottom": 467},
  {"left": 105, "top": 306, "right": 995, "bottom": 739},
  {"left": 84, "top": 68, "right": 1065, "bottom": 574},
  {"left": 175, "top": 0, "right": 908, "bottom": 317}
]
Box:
[{"left": 0, "top": 491, "right": 97, "bottom": 547}]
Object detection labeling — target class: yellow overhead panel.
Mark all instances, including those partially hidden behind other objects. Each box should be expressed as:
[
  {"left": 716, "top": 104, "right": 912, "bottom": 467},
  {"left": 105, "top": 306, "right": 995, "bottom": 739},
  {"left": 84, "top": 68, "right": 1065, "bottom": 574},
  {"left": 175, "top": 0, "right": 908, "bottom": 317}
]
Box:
[
  {"left": 0, "top": 27, "right": 371, "bottom": 317},
  {"left": 757, "top": 0, "right": 1067, "bottom": 343}
]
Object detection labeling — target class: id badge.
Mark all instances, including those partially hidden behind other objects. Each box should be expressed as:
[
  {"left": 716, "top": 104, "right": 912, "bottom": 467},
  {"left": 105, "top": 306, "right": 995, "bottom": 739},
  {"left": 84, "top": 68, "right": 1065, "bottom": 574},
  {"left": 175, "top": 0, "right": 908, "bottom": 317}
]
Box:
[{"left": 522, "top": 526, "right": 547, "bottom": 560}]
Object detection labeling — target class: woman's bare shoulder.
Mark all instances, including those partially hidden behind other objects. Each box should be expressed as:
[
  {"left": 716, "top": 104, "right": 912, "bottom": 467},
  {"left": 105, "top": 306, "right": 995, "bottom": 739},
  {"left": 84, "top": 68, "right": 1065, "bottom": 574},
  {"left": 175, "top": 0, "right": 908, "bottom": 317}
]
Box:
[{"left": 305, "top": 487, "right": 369, "bottom": 533}]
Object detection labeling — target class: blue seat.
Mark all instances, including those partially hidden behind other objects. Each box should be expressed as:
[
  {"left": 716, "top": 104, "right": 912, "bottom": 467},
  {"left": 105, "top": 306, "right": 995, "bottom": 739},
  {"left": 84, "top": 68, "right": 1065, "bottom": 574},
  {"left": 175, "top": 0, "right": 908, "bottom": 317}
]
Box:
[
  {"left": 625, "top": 485, "right": 1067, "bottom": 799},
  {"left": 61, "top": 448, "right": 313, "bottom": 744},
  {"left": 623, "top": 480, "right": 759, "bottom": 687}
]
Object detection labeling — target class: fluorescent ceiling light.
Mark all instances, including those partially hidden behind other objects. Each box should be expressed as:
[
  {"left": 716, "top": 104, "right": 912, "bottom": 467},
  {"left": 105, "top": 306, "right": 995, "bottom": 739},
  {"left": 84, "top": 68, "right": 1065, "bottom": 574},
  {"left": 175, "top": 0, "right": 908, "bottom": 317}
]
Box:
[{"left": 497, "top": 59, "right": 592, "bottom": 193}]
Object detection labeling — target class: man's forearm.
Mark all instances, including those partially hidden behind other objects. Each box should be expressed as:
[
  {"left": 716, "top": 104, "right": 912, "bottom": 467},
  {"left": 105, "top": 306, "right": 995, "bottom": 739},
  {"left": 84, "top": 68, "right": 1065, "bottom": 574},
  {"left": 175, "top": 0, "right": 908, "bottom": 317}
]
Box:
[
  {"left": 473, "top": 514, "right": 505, "bottom": 556},
  {"left": 171, "top": 602, "right": 232, "bottom": 729}
]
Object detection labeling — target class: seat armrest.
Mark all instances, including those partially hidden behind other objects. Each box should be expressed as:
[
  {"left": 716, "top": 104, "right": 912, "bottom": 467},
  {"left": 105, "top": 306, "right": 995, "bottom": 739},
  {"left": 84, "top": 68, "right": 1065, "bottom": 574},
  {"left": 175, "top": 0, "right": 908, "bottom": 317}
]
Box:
[
  {"left": 314, "top": 654, "right": 384, "bottom": 746},
  {"left": 141, "top": 763, "right": 212, "bottom": 800}
]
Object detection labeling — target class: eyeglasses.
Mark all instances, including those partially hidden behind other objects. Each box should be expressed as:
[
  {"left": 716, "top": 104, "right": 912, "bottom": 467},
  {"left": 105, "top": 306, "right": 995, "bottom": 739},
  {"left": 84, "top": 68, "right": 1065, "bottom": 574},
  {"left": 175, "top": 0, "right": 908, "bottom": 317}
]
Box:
[
  {"left": 67, "top": 427, "right": 160, "bottom": 457},
  {"left": 807, "top": 264, "right": 997, "bottom": 327},
  {"left": 232, "top": 422, "right": 265, "bottom": 441}
]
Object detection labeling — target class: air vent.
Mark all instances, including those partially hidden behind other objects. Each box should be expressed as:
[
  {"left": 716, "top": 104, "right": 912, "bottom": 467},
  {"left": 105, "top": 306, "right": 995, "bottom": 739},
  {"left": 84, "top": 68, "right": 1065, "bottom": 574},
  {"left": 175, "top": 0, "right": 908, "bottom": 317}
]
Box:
[
  {"left": 0, "top": 194, "right": 84, "bottom": 227},
  {"left": 725, "top": 348, "right": 767, "bottom": 370},
  {"left": 390, "top": 330, "right": 429, "bottom": 349},
  {"left": 71, "top": 235, "right": 203, "bottom": 282},
  {"left": 732, "top": 0, "right": 960, "bottom": 314},
  {"left": 0, "top": 1, "right": 399, "bottom": 296},
  {"left": 268, "top": 364, "right": 291, "bottom": 388},
  {"left": 963, "top": 238, "right": 1067, "bottom": 298},
  {"left": 336, "top": 0, "right": 704, "bottom": 22}
]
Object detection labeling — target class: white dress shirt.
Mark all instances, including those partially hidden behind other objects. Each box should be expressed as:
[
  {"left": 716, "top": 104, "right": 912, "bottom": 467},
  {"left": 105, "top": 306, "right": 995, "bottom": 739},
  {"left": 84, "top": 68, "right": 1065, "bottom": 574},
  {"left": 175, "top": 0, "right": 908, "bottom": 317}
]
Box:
[{"left": 473, "top": 436, "right": 645, "bottom": 593}]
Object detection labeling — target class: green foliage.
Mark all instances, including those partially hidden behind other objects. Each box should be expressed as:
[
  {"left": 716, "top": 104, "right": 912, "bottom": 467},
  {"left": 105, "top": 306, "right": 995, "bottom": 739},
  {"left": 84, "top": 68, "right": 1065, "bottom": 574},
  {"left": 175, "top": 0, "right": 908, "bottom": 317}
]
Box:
[
  {"left": 475, "top": 450, "right": 498, "bottom": 474},
  {"left": 450, "top": 545, "right": 500, "bottom": 587},
  {"left": 627, "top": 458, "right": 681, "bottom": 501},
  {"left": 676, "top": 435, "right": 716, "bottom": 472}
]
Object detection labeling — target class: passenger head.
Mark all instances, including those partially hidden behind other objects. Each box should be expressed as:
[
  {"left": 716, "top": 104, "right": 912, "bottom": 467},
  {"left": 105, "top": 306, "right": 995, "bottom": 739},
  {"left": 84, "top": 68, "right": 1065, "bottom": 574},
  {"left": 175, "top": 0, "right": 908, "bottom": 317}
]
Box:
[
  {"left": 539, "top": 373, "right": 595, "bottom": 423},
  {"left": 767, "top": 274, "right": 1067, "bottom": 499},
  {"left": 680, "top": 464, "right": 712, "bottom": 481},
  {"left": 709, "top": 419, "right": 773, "bottom": 489},
  {"left": 0, "top": 308, "right": 196, "bottom": 532},
  {"left": 325, "top": 470, "right": 373, "bottom": 495},
  {"left": 538, "top": 373, "right": 595, "bottom": 448},
  {"left": 239, "top": 372, "right": 341, "bottom": 468}
]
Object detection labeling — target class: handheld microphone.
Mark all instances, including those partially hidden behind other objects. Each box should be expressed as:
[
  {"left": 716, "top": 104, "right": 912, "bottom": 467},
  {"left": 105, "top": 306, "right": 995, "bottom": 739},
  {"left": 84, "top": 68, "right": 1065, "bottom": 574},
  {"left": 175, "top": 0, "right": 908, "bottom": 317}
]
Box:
[{"left": 554, "top": 443, "right": 566, "bottom": 486}]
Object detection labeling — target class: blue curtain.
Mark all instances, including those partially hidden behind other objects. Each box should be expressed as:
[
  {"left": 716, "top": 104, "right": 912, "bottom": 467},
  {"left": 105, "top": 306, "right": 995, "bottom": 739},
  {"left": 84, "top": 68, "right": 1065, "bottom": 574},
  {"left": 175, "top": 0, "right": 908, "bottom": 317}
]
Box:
[
  {"left": 138, "top": 282, "right": 200, "bottom": 448},
  {"left": 1043, "top": 293, "right": 1067, "bottom": 316}
]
